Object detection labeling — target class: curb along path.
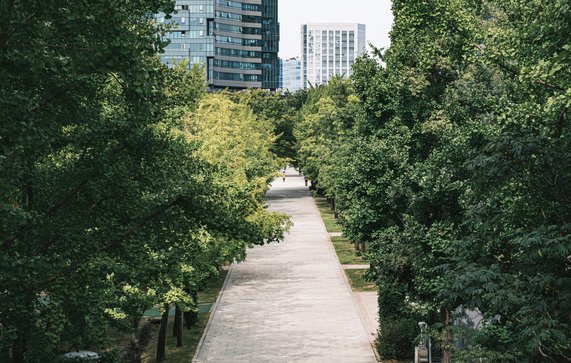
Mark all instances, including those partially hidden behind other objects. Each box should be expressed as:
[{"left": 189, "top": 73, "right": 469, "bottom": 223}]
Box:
[{"left": 193, "top": 168, "right": 377, "bottom": 362}]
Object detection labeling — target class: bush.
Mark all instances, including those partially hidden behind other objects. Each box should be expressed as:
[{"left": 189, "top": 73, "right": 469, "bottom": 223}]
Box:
[
  {"left": 378, "top": 283, "right": 408, "bottom": 320},
  {"left": 376, "top": 318, "right": 417, "bottom": 360},
  {"left": 451, "top": 345, "right": 521, "bottom": 363}
]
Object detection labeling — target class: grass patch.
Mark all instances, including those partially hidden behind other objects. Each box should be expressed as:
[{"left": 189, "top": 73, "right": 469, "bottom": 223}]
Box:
[
  {"left": 141, "top": 312, "right": 209, "bottom": 363},
  {"left": 199, "top": 269, "right": 228, "bottom": 303},
  {"left": 314, "top": 197, "right": 371, "bottom": 265},
  {"left": 315, "top": 197, "right": 342, "bottom": 233},
  {"left": 344, "top": 269, "right": 376, "bottom": 292},
  {"left": 331, "top": 236, "right": 369, "bottom": 265},
  {"left": 137, "top": 269, "right": 228, "bottom": 362}
]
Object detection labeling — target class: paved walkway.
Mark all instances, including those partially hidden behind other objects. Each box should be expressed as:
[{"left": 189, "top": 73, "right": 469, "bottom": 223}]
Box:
[
  {"left": 194, "top": 168, "right": 377, "bottom": 362},
  {"left": 353, "top": 292, "right": 379, "bottom": 344}
]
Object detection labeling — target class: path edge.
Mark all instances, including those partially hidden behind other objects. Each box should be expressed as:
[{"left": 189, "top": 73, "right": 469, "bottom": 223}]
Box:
[
  {"left": 192, "top": 262, "right": 235, "bottom": 362},
  {"left": 310, "top": 196, "right": 380, "bottom": 362}
]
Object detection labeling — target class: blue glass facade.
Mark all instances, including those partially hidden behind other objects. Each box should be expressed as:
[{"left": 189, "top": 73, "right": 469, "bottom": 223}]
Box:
[
  {"left": 261, "top": 0, "right": 279, "bottom": 89},
  {"left": 281, "top": 57, "right": 302, "bottom": 92},
  {"left": 157, "top": 0, "right": 279, "bottom": 90}
]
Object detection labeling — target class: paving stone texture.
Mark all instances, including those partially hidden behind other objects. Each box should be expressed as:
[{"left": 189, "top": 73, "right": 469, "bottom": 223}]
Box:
[
  {"left": 194, "top": 168, "right": 377, "bottom": 363},
  {"left": 353, "top": 292, "right": 379, "bottom": 344}
]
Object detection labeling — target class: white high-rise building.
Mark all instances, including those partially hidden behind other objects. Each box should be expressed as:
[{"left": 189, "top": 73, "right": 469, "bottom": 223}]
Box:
[{"left": 301, "top": 23, "right": 366, "bottom": 88}]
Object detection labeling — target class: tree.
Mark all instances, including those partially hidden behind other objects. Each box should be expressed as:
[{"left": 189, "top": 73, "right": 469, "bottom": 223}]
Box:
[
  {"left": 229, "top": 89, "right": 300, "bottom": 163},
  {"left": 0, "top": 2, "right": 290, "bottom": 362},
  {"left": 292, "top": 0, "right": 570, "bottom": 360}
]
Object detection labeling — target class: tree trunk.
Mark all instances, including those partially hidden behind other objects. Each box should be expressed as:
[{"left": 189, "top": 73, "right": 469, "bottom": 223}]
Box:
[
  {"left": 130, "top": 333, "right": 142, "bottom": 363},
  {"left": 1, "top": 345, "right": 9, "bottom": 363},
  {"left": 183, "top": 289, "right": 191, "bottom": 329},
  {"left": 332, "top": 198, "right": 339, "bottom": 218},
  {"left": 360, "top": 241, "right": 366, "bottom": 253},
  {"left": 441, "top": 308, "right": 452, "bottom": 363},
  {"left": 191, "top": 290, "right": 199, "bottom": 326},
  {"left": 175, "top": 305, "right": 183, "bottom": 347},
  {"left": 183, "top": 290, "right": 199, "bottom": 329},
  {"left": 129, "top": 317, "right": 142, "bottom": 363},
  {"left": 183, "top": 309, "right": 192, "bottom": 330},
  {"left": 11, "top": 337, "right": 25, "bottom": 363},
  {"left": 172, "top": 305, "right": 180, "bottom": 337},
  {"left": 156, "top": 303, "right": 169, "bottom": 362}
]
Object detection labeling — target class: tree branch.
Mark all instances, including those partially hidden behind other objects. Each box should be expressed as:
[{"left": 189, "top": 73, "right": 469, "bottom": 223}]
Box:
[
  {"left": 31, "top": 197, "right": 184, "bottom": 289},
  {"left": 28, "top": 84, "right": 82, "bottom": 113},
  {"left": 0, "top": 44, "right": 92, "bottom": 51},
  {"left": 394, "top": 211, "right": 406, "bottom": 227},
  {"left": 1, "top": 176, "right": 94, "bottom": 250},
  {"left": 474, "top": 44, "right": 565, "bottom": 92},
  {"left": 0, "top": 0, "right": 15, "bottom": 47},
  {"left": 110, "top": 72, "right": 128, "bottom": 91}
]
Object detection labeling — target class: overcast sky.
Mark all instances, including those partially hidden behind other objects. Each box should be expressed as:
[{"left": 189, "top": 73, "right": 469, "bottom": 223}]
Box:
[{"left": 278, "top": 0, "right": 394, "bottom": 59}]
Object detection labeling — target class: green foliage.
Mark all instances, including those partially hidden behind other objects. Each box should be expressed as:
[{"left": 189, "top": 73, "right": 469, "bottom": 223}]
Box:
[
  {"left": 293, "top": 0, "right": 570, "bottom": 361},
  {"left": 376, "top": 318, "right": 417, "bottom": 360},
  {"left": 344, "top": 269, "right": 376, "bottom": 292},
  {"left": 331, "top": 237, "right": 367, "bottom": 265},
  {"left": 451, "top": 345, "right": 521, "bottom": 363},
  {"left": 0, "top": 1, "right": 289, "bottom": 361},
  {"left": 294, "top": 77, "right": 354, "bottom": 191},
  {"left": 228, "top": 89, "right": 300, "bottom": 163}
]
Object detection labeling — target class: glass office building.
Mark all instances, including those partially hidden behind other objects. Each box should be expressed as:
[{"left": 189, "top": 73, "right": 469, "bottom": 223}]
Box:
[
  {"left": 301, "top": 23, "right": 366, "bottom": 89},
  {"left": 281, "top": 57, "right": 302, "bottom": 93},
  {"left": 156, "top": 0, "right": 279, "bottom": 90}
]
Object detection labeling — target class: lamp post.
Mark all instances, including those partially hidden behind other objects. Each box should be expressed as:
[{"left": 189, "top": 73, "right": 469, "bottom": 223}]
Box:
[{"left": 415, "top": 321, "right": 432, "bottom": 363}]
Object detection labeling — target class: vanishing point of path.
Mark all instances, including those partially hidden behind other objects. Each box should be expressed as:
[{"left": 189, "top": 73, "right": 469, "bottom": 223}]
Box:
[{"left": 193, "top": 168, "right": 377, "bottom": 363}]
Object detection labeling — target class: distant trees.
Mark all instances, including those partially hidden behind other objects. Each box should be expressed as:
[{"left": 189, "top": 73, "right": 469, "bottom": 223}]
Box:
[
  {"left": 228, "top": 89, "right": 304, "bottom": 164},
  {"left": 294, "top": 1, "right": 570, "bottom": 361},
  {"left": 0, "top": 1, "right": 289, "bottom": 361}
]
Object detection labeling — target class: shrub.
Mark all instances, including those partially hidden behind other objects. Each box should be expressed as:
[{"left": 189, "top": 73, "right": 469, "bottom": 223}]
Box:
[{"left": 376, "top": 318, "right": 417, "bottom": 360}]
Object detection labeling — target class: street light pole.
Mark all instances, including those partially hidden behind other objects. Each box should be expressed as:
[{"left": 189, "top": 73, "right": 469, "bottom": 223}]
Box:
[{"left": 415, "top": 321, "right": 432, "bottom": 363}]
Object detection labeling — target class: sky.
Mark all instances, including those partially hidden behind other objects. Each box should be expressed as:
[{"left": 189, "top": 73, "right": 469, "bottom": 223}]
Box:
[{"left": 278, "top": 0, "right": 394, "bottom": 59}]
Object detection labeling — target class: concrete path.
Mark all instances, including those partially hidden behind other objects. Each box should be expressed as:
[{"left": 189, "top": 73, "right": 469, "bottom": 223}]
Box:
[
  {"left": 194, "top": 168, "right": 377, "bottom": 363},
  {"left": 353, "top": 292, "right": 379, "bottom": 344}
]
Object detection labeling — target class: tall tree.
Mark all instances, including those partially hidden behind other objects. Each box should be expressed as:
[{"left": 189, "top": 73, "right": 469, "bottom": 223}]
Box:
[
  {"left": 292, "top": 0, "right": 570, "bottom": 361},
  {"left": 0, "top": 2, "right": 290, "bottom": 362}
]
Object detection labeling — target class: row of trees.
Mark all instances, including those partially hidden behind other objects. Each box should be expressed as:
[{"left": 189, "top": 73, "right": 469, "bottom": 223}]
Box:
[
  {"left": 0, "top": 1, "right": 289, "bottom": 362},
  {"left": 294, "top": 0, "right": 570, "bottom": 361}
]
